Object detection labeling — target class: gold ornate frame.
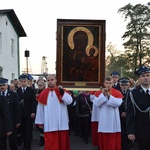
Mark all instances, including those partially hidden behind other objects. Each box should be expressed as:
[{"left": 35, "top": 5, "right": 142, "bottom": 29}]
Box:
[{"left": 56, "top": 19, "right": 105, "bottom": 90}]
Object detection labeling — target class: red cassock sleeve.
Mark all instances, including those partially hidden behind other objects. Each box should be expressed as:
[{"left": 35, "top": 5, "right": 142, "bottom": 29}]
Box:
[{"left": 94, "top": 88, "right": 123, "bottom": 98}]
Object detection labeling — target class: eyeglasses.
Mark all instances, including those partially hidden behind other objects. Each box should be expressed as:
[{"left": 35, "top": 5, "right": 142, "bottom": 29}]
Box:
[{"left": 121, "top": 84, "right": 128, "bottom": 86}]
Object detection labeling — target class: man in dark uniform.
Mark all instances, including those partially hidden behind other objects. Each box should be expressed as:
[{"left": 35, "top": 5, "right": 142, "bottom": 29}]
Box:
[
  {"left": 110, "top": 71, "right": 121, "bottom": 91},
  {"left": 118, "top": 77, "right": 131, "bottom": 150},
  {"left": 0, "top": 78, "right": 21, "bottom": 150},
  {"left": 17, "top": 74, "right": 37, "bottom": 150},
  {"left": 126, "top": 66, "right": 150, "bottom": 150},
  {"left": 0, "top": 79, "right": 12, "bottom": 150}
]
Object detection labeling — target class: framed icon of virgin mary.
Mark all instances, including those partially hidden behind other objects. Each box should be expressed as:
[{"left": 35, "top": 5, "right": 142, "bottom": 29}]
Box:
[{"left": 56, "top": 19, "right": 105, "bottom": 90}]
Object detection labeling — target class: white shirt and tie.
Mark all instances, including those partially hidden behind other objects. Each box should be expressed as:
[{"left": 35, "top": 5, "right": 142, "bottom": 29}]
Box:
[
  {"left": 141, "top": 85, "right": 150, "bottom": 96},
  {"left": 22, "top": 87, "right": 26, "bottom": 93},
  {"left": 1, "top": 91, "right": 5, "bottom": 96},
  {"left": 1, "top": 90, "right": 7, "bottom": 96}
]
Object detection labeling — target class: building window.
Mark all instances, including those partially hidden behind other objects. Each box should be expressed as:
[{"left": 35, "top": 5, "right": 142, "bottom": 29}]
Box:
[
  {"left": 0, "top": 66, "right": 3, "bottom": 78},
  {"left": 10, "top": 38, "right": 14, "bottom": 56},
  {"left": 11, "top": 73, "right": 15, "bottom": 80},
  {"left": 0, "top": 32, "right": 2, "bottom": 52}
]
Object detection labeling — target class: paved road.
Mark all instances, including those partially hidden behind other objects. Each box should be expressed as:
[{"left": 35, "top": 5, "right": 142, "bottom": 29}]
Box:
[
  {"left": 31, "top": 127, "right": 98, "bottom": 150},
  {"left": 6, "top": 124, "right": 137, "bottom": 150},
  {"left": 30, "top": 126, "right": 138, "bottom": 150}
]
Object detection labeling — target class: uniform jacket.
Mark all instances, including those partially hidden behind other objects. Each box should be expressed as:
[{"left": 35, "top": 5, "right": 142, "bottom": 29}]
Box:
[
  {"left": 112, "top": 82, "right": 121, "bottom": 91},
  {"left": 119, "top": 89, "right": 130, "bottom": 115},
  {"left": 126, "top": 86, "right": 150, "bottom": 140},
  {"left": 6, "top": 90, "right": 21, "bottom": 128},
  {"left": 0, "top": 95, "right": 12, "bottom": 137},
  {"left": 17, "top": 86, "right": 37, "bottom": 118}
]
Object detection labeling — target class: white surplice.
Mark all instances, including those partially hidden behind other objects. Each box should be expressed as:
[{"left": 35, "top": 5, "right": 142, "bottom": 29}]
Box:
[
  {"left": 94, "top": 93, "right": 122, "bottom": 133},
  {"left": 35, "top": 91, "right": 73, "bottom": 132}
]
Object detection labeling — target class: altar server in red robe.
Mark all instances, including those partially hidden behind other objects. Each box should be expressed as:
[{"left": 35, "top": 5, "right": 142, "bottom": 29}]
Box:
[
  {"left": 35, "top": 74, "right": 73, "bottom": 150},
  {"left": 93, "top": 76, "right": 123, "bottom": 150}
]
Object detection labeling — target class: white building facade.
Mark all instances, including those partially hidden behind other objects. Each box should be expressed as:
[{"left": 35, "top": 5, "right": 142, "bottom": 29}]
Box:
[{"left": 0, "top": 9, "right": 26, "bottom": 82}]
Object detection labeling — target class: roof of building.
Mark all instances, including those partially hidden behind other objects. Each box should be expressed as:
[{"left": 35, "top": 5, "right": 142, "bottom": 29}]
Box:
[{"left": 0, "top": 9, "right": 27, "bottom": 37}]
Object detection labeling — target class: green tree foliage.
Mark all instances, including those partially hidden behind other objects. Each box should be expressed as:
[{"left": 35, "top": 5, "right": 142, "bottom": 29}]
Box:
[
  {"left": 118, "top": 3, "right": 150, "bottom": 73},
  {"left": 106, "top": 42, "right": 133, "bottom": 78}
]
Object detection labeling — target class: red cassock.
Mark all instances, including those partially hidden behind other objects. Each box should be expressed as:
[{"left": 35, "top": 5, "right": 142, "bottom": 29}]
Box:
[{"left": 91, "top": 121, "right": 99, "bottom": 146}]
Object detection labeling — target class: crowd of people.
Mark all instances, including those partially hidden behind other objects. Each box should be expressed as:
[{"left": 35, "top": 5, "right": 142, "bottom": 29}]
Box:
[{"left": 0, "top": 65, "right": 150, "bottom": 150}]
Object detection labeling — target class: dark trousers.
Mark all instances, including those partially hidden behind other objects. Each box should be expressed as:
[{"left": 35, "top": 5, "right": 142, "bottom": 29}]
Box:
[
  {"left": 79, "top": 116, "right": 91, "bottom": 143},
  {"left": 121, "top": 120, "right": 130, "bottom": 150},
  {"left": 21, "top": 117, "right": 33, "bottom": 150},
  {"left": 138, "top": 140, "right": 150, "bottom": 150},
  {"left": 0, "top": 136, "right": 6, "bottom": 150},
  {"left": 8, "top": 128, "right": 18, "bottom": 150},
  {"left": 73, "top": 115, "right": 80, "bottom": 135}
]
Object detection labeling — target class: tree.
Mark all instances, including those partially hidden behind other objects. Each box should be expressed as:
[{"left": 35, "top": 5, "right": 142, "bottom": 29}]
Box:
[
  {"left": 106, "top": 42, "right": 126, "bottom": 77},
  {"left": 118, "top": 3, "right": 150, "bottom": 73},
  {"left": 106, "top": 42, "right": 139, "bottom": 79}
]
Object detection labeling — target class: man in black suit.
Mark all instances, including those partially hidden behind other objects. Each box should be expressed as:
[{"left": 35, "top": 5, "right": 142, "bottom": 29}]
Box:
[
  {"left": 126, "top": 66, "right": 150, "bottom": 150},
  {"left": 118, "top": 77, "right": 131, "bottom": 150},
  {"left": 0, "top": 78, "right": 21, "bottom": 150},
  {"left": 0, "top": 93, "right": 12, "bottom": 150},
  {"left": 17, "top": 74, "right": 37, "bottom": 150},
  {"left": 110, "top": 71, "right": 121, "bottom": 91}
]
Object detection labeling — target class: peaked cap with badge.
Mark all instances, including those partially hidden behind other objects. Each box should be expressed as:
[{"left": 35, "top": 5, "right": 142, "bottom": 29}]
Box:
[
  {"left": 0, "top": 77, "right": 8, "bottom": 85},
  {"left": 119, "top": 77, "right": 130, "bottom": 84},
  {"left": 135, "top": 66, "right": 150, "bottom": 76},
  {"left": 18, "top": 74, "right": 29, "bottom": 80},
  {"left": 110, "top": 71, "right": 120, "bottom": 77}
]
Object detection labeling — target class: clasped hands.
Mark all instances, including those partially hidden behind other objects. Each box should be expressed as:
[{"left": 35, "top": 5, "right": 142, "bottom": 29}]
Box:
[{"left": 102, "top": 88, "right": 110, "bottom": 98}]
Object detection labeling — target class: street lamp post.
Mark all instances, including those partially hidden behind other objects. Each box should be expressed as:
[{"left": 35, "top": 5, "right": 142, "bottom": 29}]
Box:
[{"left": 25, "top": 49, "right": 30, "bottom": 74}]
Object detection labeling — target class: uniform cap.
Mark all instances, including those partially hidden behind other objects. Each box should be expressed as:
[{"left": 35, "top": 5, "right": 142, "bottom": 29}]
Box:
[
  {"left": 27, "top": 74, "right": 34, "bottom": 81},
  {"left": 110, "top": 71, "right": 120, "bottom": 77},
  {"left": 0, "top": 77, "right": 8, "bottom": 85},
  {"left": 19, "top": 74, "right": 29, "bottom": 80},
  {"left": 119, "top": 77, "right": 130, "bottom": 84},
  {"left": 135, "top": 66, "right": 150, "bottom": 76}
]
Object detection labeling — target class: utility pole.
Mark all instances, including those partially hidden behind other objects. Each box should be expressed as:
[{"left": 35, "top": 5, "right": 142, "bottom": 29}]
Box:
[{"left": 25, "top": 49, "right": 29, "bottom": 74}]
